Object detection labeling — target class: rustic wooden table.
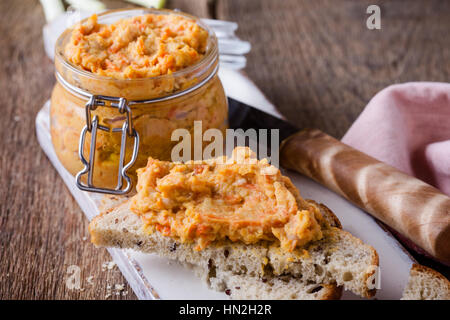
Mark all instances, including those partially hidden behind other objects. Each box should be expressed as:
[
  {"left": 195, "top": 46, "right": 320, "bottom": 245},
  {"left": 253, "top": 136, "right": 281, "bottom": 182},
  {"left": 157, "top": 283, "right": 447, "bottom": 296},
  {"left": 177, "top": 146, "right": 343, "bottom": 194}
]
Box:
[{"left": 0, "top": 0, "right": 448, "bottom": 299}]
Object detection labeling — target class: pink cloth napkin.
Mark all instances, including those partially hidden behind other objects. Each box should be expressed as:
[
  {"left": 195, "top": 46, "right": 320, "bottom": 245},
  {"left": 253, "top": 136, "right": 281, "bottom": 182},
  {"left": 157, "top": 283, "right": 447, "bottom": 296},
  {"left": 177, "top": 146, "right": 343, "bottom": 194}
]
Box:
[
  {"left": 342, "top": 82, "right": 450, "bottom": 261},
  {"left": 342, "top": 82, "right": 450, "bottom": 196}
]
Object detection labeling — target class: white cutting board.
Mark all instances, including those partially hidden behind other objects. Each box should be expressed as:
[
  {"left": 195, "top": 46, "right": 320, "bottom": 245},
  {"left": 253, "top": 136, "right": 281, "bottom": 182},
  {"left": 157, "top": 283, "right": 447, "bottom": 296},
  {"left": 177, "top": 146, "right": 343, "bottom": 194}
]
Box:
[{"left": 35, "top": 71, "right": 415, "bottom": 300}]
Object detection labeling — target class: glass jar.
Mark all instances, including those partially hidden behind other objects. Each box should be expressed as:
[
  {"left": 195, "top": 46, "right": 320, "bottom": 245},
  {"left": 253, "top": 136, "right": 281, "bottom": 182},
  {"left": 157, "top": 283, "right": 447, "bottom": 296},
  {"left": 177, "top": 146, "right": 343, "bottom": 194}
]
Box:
[{"left": 50, "top": 8, "right": 228, "bottom": 193}]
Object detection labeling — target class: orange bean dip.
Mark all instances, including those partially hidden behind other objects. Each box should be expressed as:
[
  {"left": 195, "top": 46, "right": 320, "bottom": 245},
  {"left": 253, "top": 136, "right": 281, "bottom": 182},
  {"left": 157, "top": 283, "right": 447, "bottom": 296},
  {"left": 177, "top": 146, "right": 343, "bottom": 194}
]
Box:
[
  {"left": 131, "top": 148, "right": 326, "bottom": 251},
  {"left": 64, "top": 13, "right": 208, "bottom": 79}
]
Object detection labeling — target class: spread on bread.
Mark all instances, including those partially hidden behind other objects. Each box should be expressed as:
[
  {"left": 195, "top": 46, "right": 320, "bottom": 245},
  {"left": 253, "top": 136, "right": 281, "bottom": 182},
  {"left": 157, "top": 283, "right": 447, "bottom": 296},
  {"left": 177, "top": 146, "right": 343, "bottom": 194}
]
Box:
[
  {"left": 131, "top": 147, "right": 327, "bottom": 251},
  {"left": 64, "top": 13, "right": 208, "bottom": 79}
]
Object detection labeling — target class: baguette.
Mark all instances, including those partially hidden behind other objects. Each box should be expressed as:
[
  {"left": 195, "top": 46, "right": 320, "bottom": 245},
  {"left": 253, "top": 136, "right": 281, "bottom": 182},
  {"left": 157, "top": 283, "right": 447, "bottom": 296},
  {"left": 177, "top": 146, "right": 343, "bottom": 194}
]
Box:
[{"left": 90, "top": 198, "right": 378, "bottom": 298}]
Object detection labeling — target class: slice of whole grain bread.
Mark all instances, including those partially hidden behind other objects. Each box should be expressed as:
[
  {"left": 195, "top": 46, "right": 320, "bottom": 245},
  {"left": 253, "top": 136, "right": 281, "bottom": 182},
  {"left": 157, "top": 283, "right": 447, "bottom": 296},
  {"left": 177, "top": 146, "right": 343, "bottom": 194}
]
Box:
[
  {"left": 401, "top": 264, "right": 450, "bottom": 300},
  {"left": 202, "top": 267, "right": 342, "bottom": 300},
  {"left": 89, "top": 198, "right": 378, "bottom": 298}
]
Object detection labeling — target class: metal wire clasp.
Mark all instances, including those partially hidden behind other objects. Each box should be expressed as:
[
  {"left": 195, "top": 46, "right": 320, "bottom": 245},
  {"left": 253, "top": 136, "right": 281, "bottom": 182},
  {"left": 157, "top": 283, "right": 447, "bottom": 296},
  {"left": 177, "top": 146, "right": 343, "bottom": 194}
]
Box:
[{"left": 76, "top": 95, "right": 140, "bottom": 194}]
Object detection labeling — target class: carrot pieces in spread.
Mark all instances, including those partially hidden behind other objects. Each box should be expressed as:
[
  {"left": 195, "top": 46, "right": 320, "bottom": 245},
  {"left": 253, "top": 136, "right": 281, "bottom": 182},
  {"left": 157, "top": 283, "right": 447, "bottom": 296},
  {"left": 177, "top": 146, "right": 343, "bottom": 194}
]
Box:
[
  {"left": 64, "top": 13, "right": 208, "bottom": 79},
  {"left": 130, "top": 147, "right": 326, "bottom": 251}
]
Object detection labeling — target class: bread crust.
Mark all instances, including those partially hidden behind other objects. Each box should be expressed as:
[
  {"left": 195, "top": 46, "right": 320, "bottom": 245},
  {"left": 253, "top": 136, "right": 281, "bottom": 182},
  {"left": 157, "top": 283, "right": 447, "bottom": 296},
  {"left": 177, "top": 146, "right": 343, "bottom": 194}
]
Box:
[
  {"left": 306, "top": 200, "right": 342, "bottom": 229},
  {"left": 410, "top": 264, "right": 450, "bottom": 283},
  {"left": 321, "top": 284, "right": 343, "bottom": 300}
]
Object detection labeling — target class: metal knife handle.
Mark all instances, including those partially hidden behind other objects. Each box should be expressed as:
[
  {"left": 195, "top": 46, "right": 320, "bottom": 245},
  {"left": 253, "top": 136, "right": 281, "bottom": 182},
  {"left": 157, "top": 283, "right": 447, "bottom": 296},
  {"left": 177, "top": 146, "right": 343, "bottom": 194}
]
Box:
[{"left": 280, "top": 128, "right": 450, "bottom": 264}]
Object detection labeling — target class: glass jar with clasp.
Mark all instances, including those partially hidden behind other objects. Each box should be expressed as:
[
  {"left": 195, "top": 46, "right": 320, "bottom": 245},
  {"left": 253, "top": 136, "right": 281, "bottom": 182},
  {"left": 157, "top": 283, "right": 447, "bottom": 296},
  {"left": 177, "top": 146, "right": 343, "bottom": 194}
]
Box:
[{"left": 50, "top": 8, "right": 228, "bottom": 194}]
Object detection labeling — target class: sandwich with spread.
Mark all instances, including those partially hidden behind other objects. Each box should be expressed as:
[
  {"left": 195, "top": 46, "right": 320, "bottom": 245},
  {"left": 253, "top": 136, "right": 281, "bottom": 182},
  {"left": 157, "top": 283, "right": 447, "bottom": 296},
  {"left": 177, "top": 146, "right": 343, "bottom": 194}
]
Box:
[{"left": 89, "top": 147, "right": 379, "bottom": 299}]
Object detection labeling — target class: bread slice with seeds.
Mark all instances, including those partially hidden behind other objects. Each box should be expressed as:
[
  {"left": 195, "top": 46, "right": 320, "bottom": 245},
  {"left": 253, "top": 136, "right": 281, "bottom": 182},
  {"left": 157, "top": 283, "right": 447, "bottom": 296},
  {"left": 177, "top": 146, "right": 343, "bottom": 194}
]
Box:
[
  {"left": 199, "top": 266, "right": 342, "bottom": 300},
  {"left": 89, "top": 197, "right": 378, "bottom": 298}
]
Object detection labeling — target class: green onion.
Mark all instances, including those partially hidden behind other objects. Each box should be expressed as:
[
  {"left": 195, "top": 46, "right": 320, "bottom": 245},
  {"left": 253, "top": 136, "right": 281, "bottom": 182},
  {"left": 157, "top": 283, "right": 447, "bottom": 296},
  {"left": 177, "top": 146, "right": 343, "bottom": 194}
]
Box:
[
  {"left": 124, "top": 0, "right": 166, "bottom": 9},
  {"left": 40, "top": 0, "right": 65, "bottom": 22}
]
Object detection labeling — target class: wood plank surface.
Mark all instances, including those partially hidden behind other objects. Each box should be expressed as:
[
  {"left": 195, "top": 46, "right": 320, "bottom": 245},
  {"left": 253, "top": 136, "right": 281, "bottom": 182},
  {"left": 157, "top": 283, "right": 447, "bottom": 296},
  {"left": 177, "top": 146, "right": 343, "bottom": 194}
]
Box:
[
  {"left": 217, "top": 0, "right": 450, "bottom": 137},
  {"left": 0, "top": 0, "right": 210, "bottom": 301},
  {"left": 0, "top": 0, "right": 448, "bottom": 299}
]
